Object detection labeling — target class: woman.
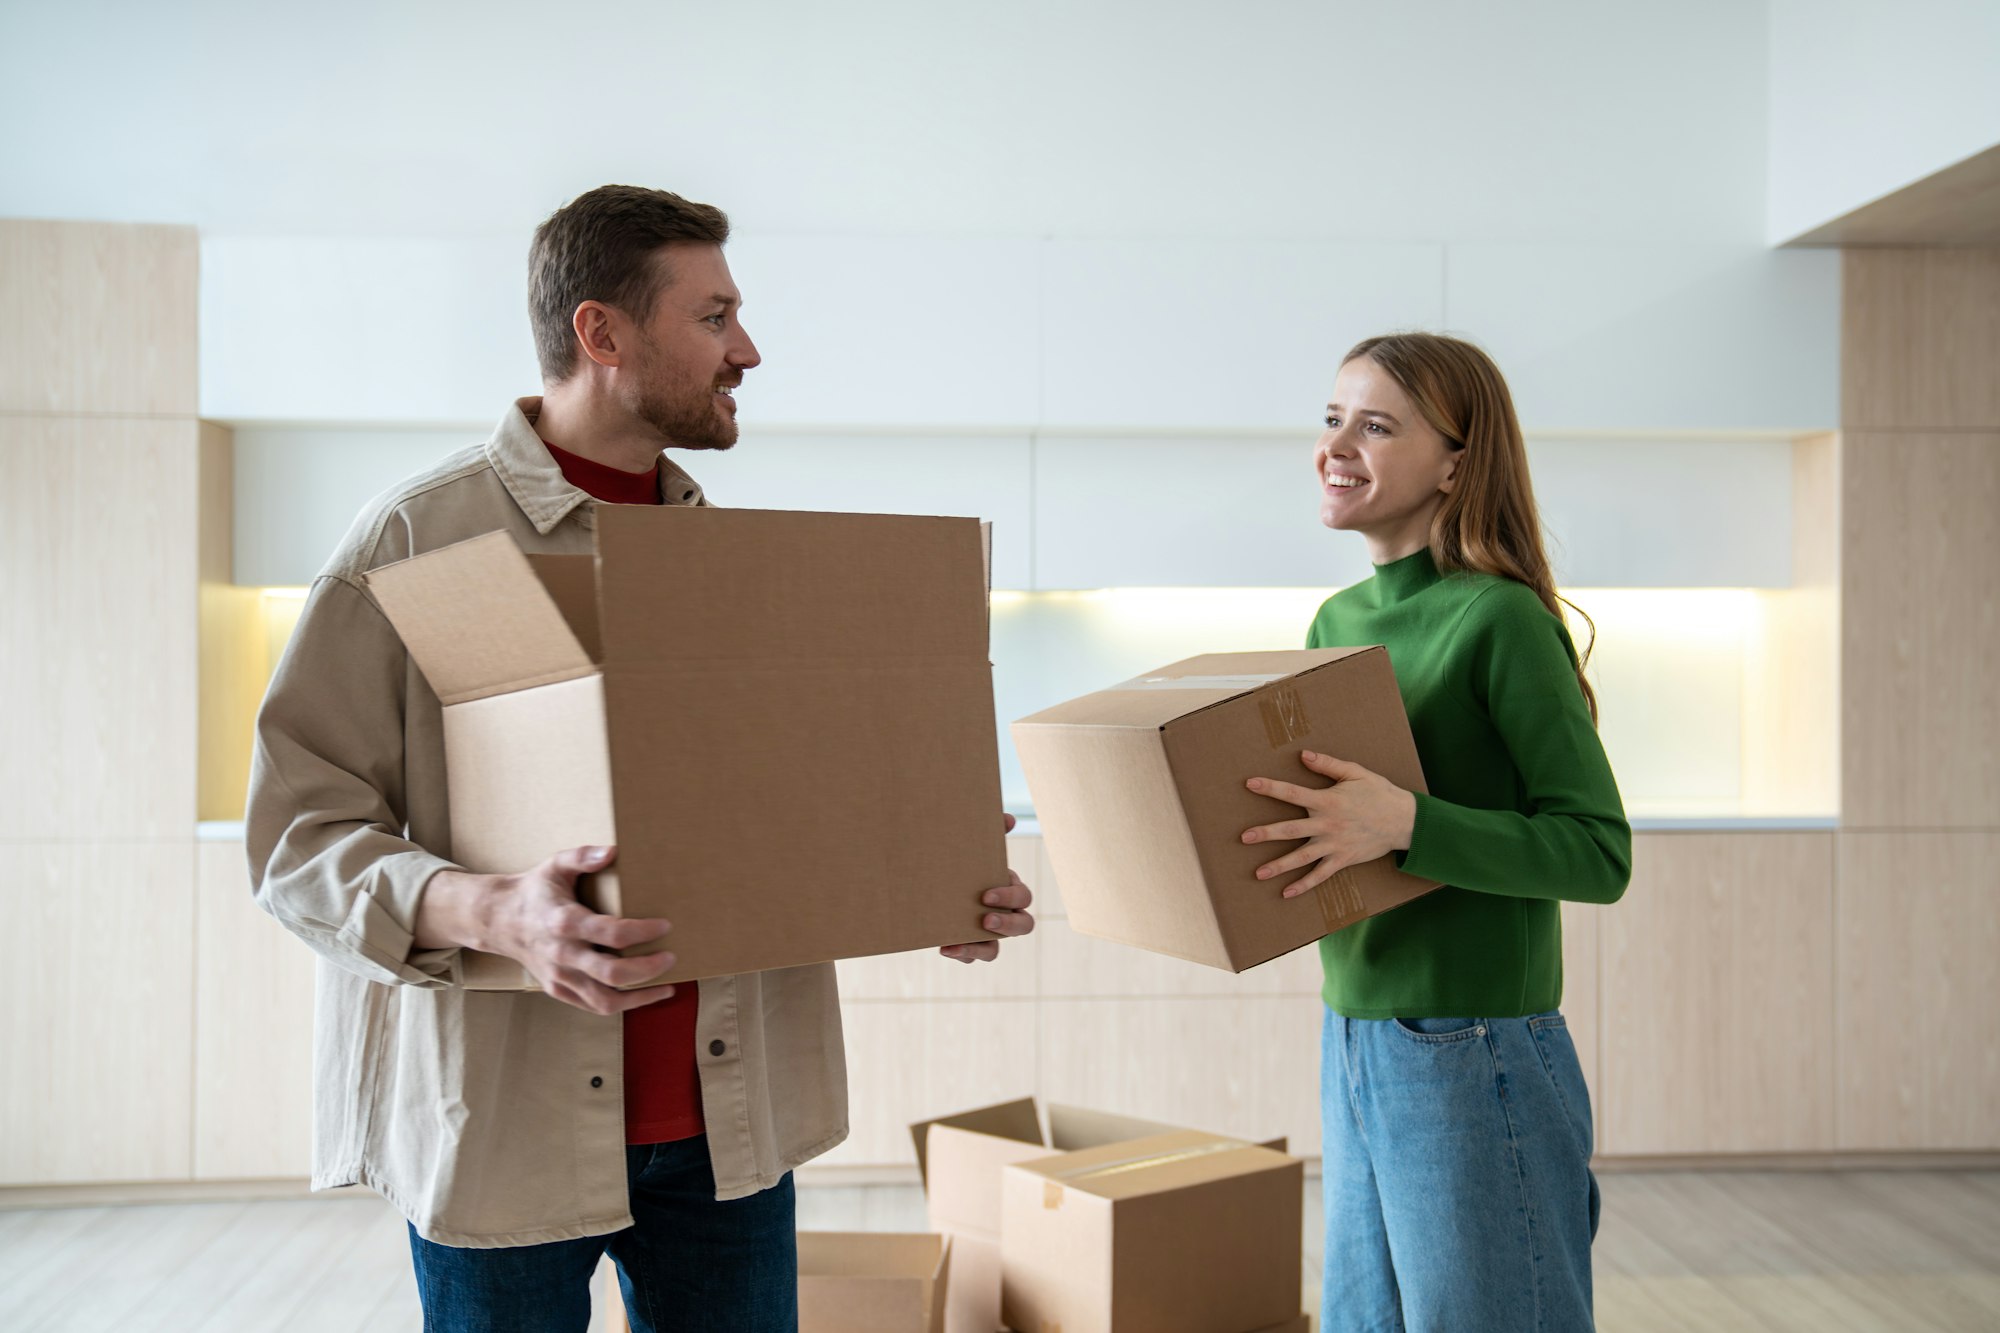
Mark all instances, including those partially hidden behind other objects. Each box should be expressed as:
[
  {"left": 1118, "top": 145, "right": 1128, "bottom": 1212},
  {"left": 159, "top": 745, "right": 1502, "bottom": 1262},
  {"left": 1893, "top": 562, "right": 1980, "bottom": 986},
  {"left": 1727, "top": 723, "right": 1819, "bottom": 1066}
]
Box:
[{"left": 1240, "top": 333, "right": 1631, "bottom": 1332}]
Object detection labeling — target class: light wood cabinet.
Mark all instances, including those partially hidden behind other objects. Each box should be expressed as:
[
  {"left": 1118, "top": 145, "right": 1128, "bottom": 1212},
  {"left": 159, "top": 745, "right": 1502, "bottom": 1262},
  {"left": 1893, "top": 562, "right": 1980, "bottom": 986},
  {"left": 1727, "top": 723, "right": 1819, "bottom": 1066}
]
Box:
[
  {"left": 1840, "top": 430, "right": 2000, "bottom": 829},
  {"left": 1559, "top": 901, "right": 1603, "bottom": 1141},
  {"left": 1841, "top": 249, "right": 2000, "bottom": 431},
  {"left": 0, "top": 417, "right": 201, "bottom": 841},
  {"left": 1835, "top": 831, "right": 2000, "bottom": 1151},
  {"left": 192, "top": 841, "right": 317, "bottom": 1179},
  {"left": 0, "top": 842, "right": 196, "bottom": 1185},
  {"left": 1599, "top": 833, "right": 1836, "bottom": 1156},
  {"left": 0, "top": 220, "right": 198, "bottom": 417}
]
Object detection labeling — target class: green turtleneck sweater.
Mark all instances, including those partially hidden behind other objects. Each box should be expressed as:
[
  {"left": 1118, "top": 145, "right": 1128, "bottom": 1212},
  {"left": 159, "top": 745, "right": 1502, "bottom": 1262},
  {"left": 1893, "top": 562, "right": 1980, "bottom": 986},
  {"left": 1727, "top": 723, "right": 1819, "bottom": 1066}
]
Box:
[{"left": 1306, "top": 547, "right": 1631, "bottom": 1019}]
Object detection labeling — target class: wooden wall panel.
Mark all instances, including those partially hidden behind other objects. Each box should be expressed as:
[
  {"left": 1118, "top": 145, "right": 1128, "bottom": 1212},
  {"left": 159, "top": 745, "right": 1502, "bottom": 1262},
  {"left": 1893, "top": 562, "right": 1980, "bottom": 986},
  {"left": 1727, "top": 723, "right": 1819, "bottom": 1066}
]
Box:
[
  {"left": 1842, "top": 249, "right": 2000, "bottom": 431},
  {"left": 0, "top": 220, "right": 199, "bottom": 417},
  {"left": 0, "top": 842, "right": 195, "bottom": 1184},
  {"left": 1039, "top": 996, "right": 1324, "bottom": 1158},
  {"left": 821, "top": 999, "right": 1041, "bottom": 1168},
  {"left": 1600, "top": 834, "right": 1835, "bottom": 1156},
  {"left": 1836, "top": 831, "right": 2000, "bottom": 1151},
  {"left": 0, "top": 417, "right": 201, "bottom": 839},
  {"left": 1840, "top": 431, "right": 2000, "bottom": 828},
  {"left": 192, "top": 841, "right": 316, "bottom": 1180}
]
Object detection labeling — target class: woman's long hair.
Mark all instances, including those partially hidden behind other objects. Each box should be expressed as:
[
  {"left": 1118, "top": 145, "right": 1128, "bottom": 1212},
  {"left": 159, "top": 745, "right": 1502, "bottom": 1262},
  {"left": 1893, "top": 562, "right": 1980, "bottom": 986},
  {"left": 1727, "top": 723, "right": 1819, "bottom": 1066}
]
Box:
[{"left": 1344, "top": 333, "right": 1600, "bottom": 725}]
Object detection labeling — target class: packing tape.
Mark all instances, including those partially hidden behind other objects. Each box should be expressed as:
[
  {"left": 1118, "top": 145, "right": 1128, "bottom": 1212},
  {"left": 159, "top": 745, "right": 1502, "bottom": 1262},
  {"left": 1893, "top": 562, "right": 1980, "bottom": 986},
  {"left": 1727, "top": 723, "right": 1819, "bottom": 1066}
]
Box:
[
  {"left": 1315, "top": 867, "right": 1364, "bottom": 931},
  {"left": 1257, "top": 684, "right": 1311, "bottom": 747},
  {"left": 1112, "top": 673, "right": 1288, "bottom": 691},
  {"left": 1048, "top": 1137, "right": 1252, "bottom": 1188}
]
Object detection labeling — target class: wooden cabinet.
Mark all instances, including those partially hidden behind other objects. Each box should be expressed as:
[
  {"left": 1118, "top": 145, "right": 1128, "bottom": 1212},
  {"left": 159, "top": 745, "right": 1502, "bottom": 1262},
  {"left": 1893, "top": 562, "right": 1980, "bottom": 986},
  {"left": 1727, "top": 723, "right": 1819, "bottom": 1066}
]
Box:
[
  {"left": 0, "top": 843, "right": 196, "bottom": 1185},
  {"left": 192, "top": 841, "right": 317, "bottom": 1179},
  {"left": 1599, "top": 833, "right": 1836, "bottom": 1156},
  {"left": 1835, "top": 832, "right": 2000, "bottom": 1151}
]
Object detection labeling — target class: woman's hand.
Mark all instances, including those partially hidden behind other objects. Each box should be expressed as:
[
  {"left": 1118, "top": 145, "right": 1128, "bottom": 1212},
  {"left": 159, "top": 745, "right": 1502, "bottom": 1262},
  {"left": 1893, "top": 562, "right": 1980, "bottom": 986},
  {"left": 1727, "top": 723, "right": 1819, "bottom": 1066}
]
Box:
[{"left": 1241, "top": 751, "right": 1418, "bottom": 897}]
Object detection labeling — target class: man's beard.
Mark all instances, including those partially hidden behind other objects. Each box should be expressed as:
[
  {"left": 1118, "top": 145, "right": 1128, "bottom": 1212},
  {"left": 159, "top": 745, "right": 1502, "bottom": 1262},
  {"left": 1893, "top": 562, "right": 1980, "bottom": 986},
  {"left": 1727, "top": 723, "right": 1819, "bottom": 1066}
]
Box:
[{"left": 632, "top": 375, "right": 737, "bottom": 451}]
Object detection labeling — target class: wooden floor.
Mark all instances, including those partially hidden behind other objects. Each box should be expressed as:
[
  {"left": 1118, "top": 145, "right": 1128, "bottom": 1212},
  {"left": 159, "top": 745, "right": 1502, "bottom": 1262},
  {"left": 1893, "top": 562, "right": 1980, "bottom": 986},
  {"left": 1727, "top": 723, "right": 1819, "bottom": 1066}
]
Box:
[{"left": 1, "top": 1171, "right": 1996, "bottom": 1330}]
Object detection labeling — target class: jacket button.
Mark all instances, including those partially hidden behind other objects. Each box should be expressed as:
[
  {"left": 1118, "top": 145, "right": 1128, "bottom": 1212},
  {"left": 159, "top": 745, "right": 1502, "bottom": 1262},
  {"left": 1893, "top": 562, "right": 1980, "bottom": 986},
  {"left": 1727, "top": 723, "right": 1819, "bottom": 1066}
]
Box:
[
  {"left": 709, "top": 1040, "right": 726, "bottom": 1058},
  {"left": 590, "top": 1076, "right": 604, "bottom": 1089}
]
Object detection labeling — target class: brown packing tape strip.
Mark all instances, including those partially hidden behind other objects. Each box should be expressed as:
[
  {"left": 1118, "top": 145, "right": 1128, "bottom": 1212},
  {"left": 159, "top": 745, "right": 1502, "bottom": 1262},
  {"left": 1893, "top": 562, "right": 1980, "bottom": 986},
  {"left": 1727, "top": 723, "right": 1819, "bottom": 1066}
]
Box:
[
  {"left": 1257, "top": 684, "right": 1311, "bottom": 747},
  {"left": 1048, "top": 1137, "right": 1252, "bottom": 1186},
  {"left": 1315, "top": 868, "right": 1364, "bottom": 931}
]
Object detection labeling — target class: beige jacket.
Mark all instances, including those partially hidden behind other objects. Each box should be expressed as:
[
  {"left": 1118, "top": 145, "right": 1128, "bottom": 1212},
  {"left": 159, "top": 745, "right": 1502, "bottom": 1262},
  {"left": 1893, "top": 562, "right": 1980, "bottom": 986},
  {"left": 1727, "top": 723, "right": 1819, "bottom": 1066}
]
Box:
[{"left": 246, "top": 398, "right": 848, "bottom": 1247}]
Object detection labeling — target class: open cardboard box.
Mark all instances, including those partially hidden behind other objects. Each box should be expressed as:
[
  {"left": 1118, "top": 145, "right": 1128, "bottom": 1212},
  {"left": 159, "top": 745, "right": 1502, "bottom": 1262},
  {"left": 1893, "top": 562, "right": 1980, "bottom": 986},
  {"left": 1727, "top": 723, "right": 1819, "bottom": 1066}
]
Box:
[
  {"left": 1012, "top": 648, "right": 1439, "bottom": 973},
  {"left": 362, "top": 507, "right": 1008, "bottom": 988},
  {"left": 910, "top": 1098, "right": 1287, "bottom": 1333},
  {"left": 1001, "top": 1130, "right": 1304, "bottom": 1333},
  {"left": 799, "top": 1232, "right": 953, "bottom": 1333}
]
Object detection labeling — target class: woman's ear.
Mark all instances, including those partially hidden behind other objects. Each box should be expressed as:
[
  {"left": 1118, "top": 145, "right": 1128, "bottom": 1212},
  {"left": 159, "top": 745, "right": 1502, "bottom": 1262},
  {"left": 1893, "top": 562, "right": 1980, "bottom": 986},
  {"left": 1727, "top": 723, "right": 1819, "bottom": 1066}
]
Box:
[{"left": 1438, "top": 453, "right": 1462, "bottom": 494}]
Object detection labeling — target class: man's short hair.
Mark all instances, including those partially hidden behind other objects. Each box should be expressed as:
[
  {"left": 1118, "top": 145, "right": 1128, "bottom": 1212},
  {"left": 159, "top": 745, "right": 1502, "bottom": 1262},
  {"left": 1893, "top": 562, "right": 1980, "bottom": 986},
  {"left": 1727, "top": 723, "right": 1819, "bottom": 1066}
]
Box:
[{"left": 528, "top": 184, "right": 731, "bottom": 383}]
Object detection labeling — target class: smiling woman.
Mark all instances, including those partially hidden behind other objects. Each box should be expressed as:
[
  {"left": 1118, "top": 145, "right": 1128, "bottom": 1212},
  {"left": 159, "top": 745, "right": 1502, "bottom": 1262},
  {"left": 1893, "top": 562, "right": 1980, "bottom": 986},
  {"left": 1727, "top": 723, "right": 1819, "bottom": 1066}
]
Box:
[{"left": 1258, "top": 331, "right": 1631, "bottom": 1333}]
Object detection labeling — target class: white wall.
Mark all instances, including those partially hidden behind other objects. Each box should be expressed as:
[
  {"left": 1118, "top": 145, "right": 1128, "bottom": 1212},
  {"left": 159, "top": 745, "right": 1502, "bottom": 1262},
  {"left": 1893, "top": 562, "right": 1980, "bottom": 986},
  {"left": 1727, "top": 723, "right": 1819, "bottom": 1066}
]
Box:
[
  {"left": 1766, "top": 0, "right": 2000, "bottom": 243},
  {"left": 5, "top": 1, "right": 1766, "bottom": 243}
]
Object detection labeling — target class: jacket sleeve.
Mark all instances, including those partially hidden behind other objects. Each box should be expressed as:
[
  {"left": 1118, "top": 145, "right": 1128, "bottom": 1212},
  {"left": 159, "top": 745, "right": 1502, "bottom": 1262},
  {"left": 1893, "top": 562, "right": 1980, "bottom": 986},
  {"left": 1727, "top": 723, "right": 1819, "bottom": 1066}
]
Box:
[
  {"left": 246, "top": 574, "right": 462, "bottom": 987},
  {"left": 1395, "top": 583, "right": 1632, "bottom": 905}
]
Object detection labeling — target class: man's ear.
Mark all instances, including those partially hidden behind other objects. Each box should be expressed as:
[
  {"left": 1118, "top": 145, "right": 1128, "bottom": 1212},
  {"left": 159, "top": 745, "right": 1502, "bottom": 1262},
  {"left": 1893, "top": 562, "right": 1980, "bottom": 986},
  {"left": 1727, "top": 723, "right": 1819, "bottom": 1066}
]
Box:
[{"left": 572, "top": 301, "right": 625, "bottom": 371}]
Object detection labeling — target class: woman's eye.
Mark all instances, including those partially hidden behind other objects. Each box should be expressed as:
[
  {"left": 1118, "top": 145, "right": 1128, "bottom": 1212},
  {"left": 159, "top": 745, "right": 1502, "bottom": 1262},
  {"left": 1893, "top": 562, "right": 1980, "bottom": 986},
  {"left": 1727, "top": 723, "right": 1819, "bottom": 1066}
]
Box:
[
  {"left": 1324, "top": 415, "right": 1339, "bottom": 428},
  {"left": 1365, "top": 421, "right": 1386, "bottom": 435}
]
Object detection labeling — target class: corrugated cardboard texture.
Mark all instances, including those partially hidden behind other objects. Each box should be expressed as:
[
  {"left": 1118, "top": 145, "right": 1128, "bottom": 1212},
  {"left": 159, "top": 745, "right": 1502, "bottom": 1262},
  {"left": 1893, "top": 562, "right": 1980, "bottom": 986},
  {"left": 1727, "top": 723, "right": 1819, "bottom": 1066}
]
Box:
[
  {"left": 440, "top": 674, "right": 619, "bottom": 988},
  {"left": 1002, "top": 1132, "right": 1302, "bottom": 1333},
  {"left": 523, "top": 552, "right": 603, "bottom": 662},
  {"left": 361, "top": 531, "right": 595, "bottom": 704},
  {"left": 1009, "top": 723, "right": 1219, "bottom": 964},
  {"left": 603, "top": 655, "right": 1004, "bottom": 979},
  {"left": 799, "top": 1232, "right": 951, "bottom": 1333},
  {"left": 1165, "top": 648, "right": 1437, "bottom": 970},
  {"left": 1013, "top": 648, "right": 1438, "bottom": 973},
  {"left": 593, "top": 506, "right": 988, "bottom": 664},
  {"left": 913, "top": 1098, "right": 1043, "bottom": 1190}
]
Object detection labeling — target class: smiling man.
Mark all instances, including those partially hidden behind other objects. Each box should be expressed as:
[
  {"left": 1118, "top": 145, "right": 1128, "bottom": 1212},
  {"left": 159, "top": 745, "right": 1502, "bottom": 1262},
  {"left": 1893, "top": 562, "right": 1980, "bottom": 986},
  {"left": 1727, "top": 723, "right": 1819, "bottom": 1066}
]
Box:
[{"left": 245, "top": 184, "right": 1034, "bottom": 1333}]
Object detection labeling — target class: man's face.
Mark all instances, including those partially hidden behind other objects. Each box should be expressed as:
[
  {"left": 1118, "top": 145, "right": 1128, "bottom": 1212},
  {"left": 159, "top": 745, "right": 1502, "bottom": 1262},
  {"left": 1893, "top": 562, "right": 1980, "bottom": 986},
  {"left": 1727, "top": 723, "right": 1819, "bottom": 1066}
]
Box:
[{"left": 621, "top": 243, "right": 760, "bottom": 450}]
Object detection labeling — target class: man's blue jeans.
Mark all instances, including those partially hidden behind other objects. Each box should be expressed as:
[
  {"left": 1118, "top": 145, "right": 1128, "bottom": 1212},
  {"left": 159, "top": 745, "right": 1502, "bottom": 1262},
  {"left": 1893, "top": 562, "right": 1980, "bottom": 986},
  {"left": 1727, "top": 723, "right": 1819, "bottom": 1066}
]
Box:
[
  {"left": 1321, "top": 1008, "right": 1600, "bottom": 1332},
  {"left": 407, "top": 1136, "right": 797, "bottom": 1333}
]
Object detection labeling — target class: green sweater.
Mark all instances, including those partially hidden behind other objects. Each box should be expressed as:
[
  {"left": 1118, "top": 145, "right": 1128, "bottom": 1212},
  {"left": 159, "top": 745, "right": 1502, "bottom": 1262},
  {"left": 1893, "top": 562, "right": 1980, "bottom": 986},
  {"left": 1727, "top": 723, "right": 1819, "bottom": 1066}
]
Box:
[{"left": 1306, "top": 547, "right": 1631, "bottom": 1019}]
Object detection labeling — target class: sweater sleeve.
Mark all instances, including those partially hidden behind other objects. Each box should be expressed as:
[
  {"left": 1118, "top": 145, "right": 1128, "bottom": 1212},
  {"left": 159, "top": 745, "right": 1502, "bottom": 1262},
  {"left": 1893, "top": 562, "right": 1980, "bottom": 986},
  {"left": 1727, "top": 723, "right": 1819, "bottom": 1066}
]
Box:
[{"left": 1396, "top": 583, "right": 1632, "bottom": 904}]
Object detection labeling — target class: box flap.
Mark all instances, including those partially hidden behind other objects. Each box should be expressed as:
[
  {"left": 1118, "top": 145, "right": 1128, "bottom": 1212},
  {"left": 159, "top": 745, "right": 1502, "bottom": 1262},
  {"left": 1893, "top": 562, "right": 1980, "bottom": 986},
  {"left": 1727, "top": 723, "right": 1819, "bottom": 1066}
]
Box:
[
  {"left": 360, "top": 530, "right": 595, "bottom": 704},
  {"left": 911, "top": 1097, "right": 1043, "bottom": 1189},
  {"left": 1015, "top": 1130, "right": 1295, "bottom": 1204},
  {"left": 797, "top": 1232, "right": 945, "bottom": 1332},
  {"left": 523, "top": 552, "right": 603, "bottom": 662},
  {"left": 1012, "top": 648, "right": 1375, "bottom": 730},
  {"left": 593, "top": 506, "right": 988, "bottom": 666}
]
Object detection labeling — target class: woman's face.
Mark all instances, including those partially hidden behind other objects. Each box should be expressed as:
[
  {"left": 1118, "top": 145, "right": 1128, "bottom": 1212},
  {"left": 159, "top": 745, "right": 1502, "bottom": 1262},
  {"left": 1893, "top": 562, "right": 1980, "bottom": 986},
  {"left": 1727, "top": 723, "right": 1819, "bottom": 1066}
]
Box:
[{"left": 1313, "top": 356, "right": 1461, "bottom": 545}]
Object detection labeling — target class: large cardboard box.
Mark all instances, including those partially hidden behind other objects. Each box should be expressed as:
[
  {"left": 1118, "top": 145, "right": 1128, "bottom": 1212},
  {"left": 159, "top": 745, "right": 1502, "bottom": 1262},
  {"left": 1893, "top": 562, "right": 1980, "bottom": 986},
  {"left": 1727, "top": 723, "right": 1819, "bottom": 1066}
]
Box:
[
  {"left": 799, "top": 1232, "right": 953, "bottom": 1333},
  {"left": 362, "top": 506, "right": 1007, "bottom": 987},
  {"left": 1012, "top": 648, "right": 1439, "bottom": 973},
  {"left": 910, "top": 1099, "right": 1287, "bottom": 1333},
  {"left": 1000, "top": 1130, "right": 1304, "bottom": 1333}
]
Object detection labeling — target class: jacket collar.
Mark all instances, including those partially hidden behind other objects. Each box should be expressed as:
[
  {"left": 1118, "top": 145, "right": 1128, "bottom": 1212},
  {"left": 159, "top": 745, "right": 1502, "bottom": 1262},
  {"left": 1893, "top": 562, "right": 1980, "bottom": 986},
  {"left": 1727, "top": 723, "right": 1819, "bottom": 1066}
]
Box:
[{"left": 487, "top": 396, "right": 709, "bottom": 535}]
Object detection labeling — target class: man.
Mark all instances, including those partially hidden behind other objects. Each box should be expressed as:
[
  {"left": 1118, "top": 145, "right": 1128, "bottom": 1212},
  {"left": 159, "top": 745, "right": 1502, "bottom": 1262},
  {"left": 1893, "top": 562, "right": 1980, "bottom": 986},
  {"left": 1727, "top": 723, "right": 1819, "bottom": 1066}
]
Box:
[{"left": 247, "top": 184, "right": 1035, "bottom": 1333}]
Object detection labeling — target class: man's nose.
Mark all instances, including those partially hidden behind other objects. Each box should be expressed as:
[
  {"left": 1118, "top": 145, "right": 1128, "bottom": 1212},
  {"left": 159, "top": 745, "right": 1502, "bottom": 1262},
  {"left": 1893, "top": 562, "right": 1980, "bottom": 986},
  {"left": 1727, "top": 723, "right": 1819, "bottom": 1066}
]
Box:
[{"left": 733, "top": 326, "right": 762, "bottom": 370}]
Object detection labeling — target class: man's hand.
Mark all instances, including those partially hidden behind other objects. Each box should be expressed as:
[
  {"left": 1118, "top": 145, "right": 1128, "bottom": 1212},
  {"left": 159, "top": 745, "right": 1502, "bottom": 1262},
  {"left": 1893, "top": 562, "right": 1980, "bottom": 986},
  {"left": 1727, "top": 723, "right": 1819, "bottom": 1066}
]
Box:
[
  {"left": 941, "top": 812, "right": 1036, "bottom": 963},
  {"left": 1240, "top": 751, "right": 1418, "bottom": 898},
  {"left": 416, "top": 845, "right": 680, "bottom": 1015}
]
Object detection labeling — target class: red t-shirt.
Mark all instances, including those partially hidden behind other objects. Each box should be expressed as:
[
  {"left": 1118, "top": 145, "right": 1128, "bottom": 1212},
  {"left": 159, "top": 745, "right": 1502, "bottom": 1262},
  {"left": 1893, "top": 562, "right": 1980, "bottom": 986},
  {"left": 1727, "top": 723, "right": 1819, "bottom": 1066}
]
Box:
[{"left": 544, "top": 439, "right": 706, "bottom": 1145}]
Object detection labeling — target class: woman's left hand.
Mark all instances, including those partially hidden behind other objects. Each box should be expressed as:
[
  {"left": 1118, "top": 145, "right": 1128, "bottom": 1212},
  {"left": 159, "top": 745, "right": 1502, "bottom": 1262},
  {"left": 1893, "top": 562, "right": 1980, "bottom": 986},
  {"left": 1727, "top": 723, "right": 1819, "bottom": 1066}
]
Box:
[{"left": 1241, "top": 751, "right": 1418, "bottom": 898}]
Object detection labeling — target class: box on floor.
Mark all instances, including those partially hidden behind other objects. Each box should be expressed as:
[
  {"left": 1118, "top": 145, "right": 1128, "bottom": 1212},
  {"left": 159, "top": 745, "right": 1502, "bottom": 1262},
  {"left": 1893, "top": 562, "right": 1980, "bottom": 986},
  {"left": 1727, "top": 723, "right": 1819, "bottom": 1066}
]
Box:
[
  {"left": 911, "top": 1098, "right": 1290, "bottom": 1333},
  {"left": 1001, "top": 1129, "right": 1304, "bottom": 1333},
  {"left": 1013, "top": 648, "right": 1438, "bottom": 973},
  {"left": 798, "top": 1232, "right": 951, "bottom": 1333},
  {"left": 363, "top": 506, "right": 1008, "bottom": 988}
]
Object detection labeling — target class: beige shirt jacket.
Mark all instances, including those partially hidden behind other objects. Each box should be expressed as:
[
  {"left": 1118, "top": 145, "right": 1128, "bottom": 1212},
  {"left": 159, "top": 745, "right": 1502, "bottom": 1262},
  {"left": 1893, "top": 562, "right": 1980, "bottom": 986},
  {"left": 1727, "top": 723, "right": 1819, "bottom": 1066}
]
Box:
[{"left": 246, "top": 398, "right": 849, "bottom": 1248}]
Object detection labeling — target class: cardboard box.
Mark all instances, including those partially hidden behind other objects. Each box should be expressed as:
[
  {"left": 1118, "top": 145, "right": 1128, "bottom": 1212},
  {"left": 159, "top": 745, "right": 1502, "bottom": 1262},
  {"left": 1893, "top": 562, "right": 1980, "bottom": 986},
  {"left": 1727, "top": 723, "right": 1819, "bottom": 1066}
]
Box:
[
  {"left": 911, "top": 1099, "right": 1287, "bottom": 1333},
  {"left": 362, "top": 506, "right": 1007, "bottom": 987},
  {"left": 1012, "top": 648, "right": 1439, "bottom": 973},
  {"left": 1001, "top": 1130, "right": 1304, "bottom": 1333},
  {"left": 799, "top": 1232, "right": 952, "bottom": 1333},
  {"left": 1004, "top": 1319, "right": 1306, "bottom": 1333}
]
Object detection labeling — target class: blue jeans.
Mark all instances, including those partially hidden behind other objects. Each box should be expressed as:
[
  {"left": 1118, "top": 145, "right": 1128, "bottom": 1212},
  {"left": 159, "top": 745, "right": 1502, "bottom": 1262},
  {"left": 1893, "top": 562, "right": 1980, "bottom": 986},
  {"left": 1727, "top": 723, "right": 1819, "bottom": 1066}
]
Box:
[
  {"left": 1320, "top": 1009, "right": 1599, "bottom": 1333},
  {"left": 407, "top": 1136, "right": 797, "bottom": 1333}
]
